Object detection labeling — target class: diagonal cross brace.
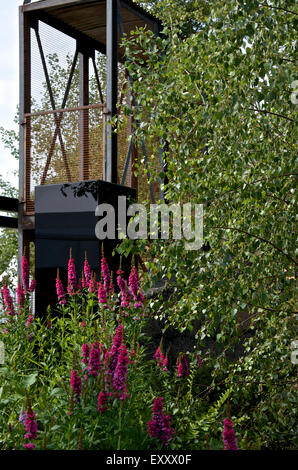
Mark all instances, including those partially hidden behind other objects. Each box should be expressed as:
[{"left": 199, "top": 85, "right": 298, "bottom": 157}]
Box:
[
  {"left": 41, "top": 49, "right": 79, "bottom": 185},
  {"left": 34, "top": 27, "right": 72, "bottom": 183}
]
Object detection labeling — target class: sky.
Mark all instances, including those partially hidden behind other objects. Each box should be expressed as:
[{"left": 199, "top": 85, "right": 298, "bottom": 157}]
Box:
[{"left": 0, "top": 0, "right": 25, "bottom": 189}]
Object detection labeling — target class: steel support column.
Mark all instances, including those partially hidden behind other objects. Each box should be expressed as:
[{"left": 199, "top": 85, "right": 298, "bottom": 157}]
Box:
[
  {"left": 18, "top": 6, "right": 31, "bottom": 276},
  {"left": 79, "top": 53, "right": 89, "bottom": 180},
  {"left": 106, "top": 0, "right": 118, "bottom": 184}
]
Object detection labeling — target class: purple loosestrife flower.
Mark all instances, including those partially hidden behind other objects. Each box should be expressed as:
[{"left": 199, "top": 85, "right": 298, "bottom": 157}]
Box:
[
  {"left": 117, "top": 271, "right": 131, "bottom": 308},
  {"left": 121, "top": 287, "right": 131, "bottom": 309},
  {"left": 56, "top": 277, "right": 66, "bottom": 305},
  {"left": 116, "top": 269, "right": 125, "bottom": 292},
  {"left": 97, "top": 390, "right": 109, "bottom": 412},
  {"left": 98, "top": 280, "right": 108, "bottom": 307},
  {"left": 129, "top": 266, "right": 144, "bottom": 309},
  {"left": 105, "top": 324, "right": 124, "bottom": 380},
  {"left": 17, "top": 282, "right": 25, "bottom": 311},
  {"left": 82, "top": 343, "right": 90, "bottom": 364},
  {"left": 24, "top": 442, "right": 35, "bottom": 450},
  {"left": 176, "top": 354, "right": 189, "bottom": 378},
  {"left": 70, "top": 369, "right": 82, "bottom": 401},
  {"left": 154, "top": 346, "right": 168, "bottom": 372},
  {"left": 182, "top": 354, "right": 190, "bottom": 376},
  {"left": 153, "top": 345, "right": 161, "bottom": 363},
  {"left": 147, "top": 397, "right": 174, "bottom": 446},
  {"left": 84, "top": 255, "right": 92, "bottom": 286},
  {"left": 113, "top": 343, "right": 129, "bottom": 400},
  {"left": 177, "top": 360, "right": 183, "bottom": 378},
  {"left": 87, "top": 342, "right": 102, "bottom": 377},
  {"left": 161, "top": 355, "right": 168, "bottom": 371},
  {"left": 88, "top": 276, "right": 97, "bottom": 293},
  {"left": 21, "top": 255, "right": 30, "bottom": 292},
  {"left": 67, "top": 251, "right": 77, "bottom": 295},
  {"left": 101, "top": 257, "right": 111, "bottom": 294},
  {"left": 24, "top": 409, "right": 38, "bottom": 440},
  {"left": 223, "top": 418, "right": 238, "bottom": 450},
  {"left": 1, "top": 285, "right": 15, "bottom": 316},
  {"left": 26, "top": 314, "right": 34, "bottom": 328}
]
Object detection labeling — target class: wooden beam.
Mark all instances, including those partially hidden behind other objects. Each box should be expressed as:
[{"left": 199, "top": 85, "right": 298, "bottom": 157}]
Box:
[
  {"left": 23, "top": 0, "right": 100, "bottom": 12},
  {"left": 0, "top": 196, "right": 18, "bottom": 212},
  {"left": 30, "top": 10, "right": 106, "bottom": 55},
  {"left": 23, "top": 0, "right": 162, "bottom": 28},
  {"left": 0, "top": 216, "right": 18, "bottom": 229}
]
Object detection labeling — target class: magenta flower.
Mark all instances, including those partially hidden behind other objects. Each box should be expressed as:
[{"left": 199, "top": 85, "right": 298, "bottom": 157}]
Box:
[
  {"left": 21, "top": 255, "right": 30, "bottom": 292},
  {"left": 129, "top": 266, "right": 144, "bottom": 309},
  {"left": 56, "top": 277, "right": 66, "bottom": 305},
  {"left": 1, "top": 285, "right": 15, "bottom": 316},
  {"left": 98, "top": 280, "right": 108, "bottom": 307},
  {"left": 147, "top": 397, "right": 174, "bottom": 446},
  {"left": 70, "top": 369, "right": 82, "bottom": 401},
  {"left": 101, "top": 257, "right": 111, "bottom": 294},
  {"left": 117, "top": 270, "right": 131, "bottom": 308},
  {"left": 105, "top": 324, "right": 124, "bottom": 380},
  {"left": 84, "top": 256, "right": 92, "bottom": 286},
  {"left": 223, "top": 418, "right": 238, "bottom": 450},
  {"left": 24, "top": 442, "right": 35, "bottom": 450},
  {"left": 88, "top": 276, "right": 97, "bottom": 293},
  {"left": 24, "top": 409, "right": 38, "bottom": 440},
  {"left": 26, "top": 314, "right": 34, "bottom": 328},
  {"left": 17, "top": 282, "right": 25, "bottom": 311},
  {"left": 176, "top": 354, "right": 189, "bottom": 378},
  {"left": 97, "top": 390, "right": 109, "bottom": 412},
  {"left": 113, "top": 343, "right": 129, "bottom": 400},
  {"left": 67, "top": 252, "right": 77, "bottom": 295},
  {"left": 153, "top": 346, "right": 168, "bottom": 372},
  {"left": 82, "top": 343, "right": 90, "bottom": 364},
  {"left": 87, "top": 342, "right": 102, "bottom": 377}
]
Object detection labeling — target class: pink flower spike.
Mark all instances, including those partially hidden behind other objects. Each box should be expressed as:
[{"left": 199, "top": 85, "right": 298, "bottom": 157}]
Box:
[
  {"left": 24, "top": 409, "right": 38, "bottom": 440},
  {"left": 98, "top": 280, "right": 108, "bottom": 307},
  {"left": 26, "top": 314, "right": 34, "bottom": 328},
  {"left": 147, "top": 397, "right": 174, "bottom": 446},
  {"left": 129, "top": 266, "right": 144, "bottom": 309},
  {"left": 223, "top": 418, "right": 238, "bottom": 450},
  {"left": 17, "top": 283, "right": 25, "bottom": 311},
  {"left": 56, "top": 277, "right": 66, "bottom": 305},
  {"left": 70, "top": 369, "right": 82, "bottom": 401},
  {"left": 87, "top": 342, "right": 102, "bottom": 377},
  {"left": 67, "top": 251, "right": 77, "bottom": 295},
  {"left": 97, "top": 390, "right": 109, "bottom": 412},
  {"left": 101, "top": 257, "right": 111, "bottom": 294},
  {"left": 82, "top": 343, "right": 90, "bottom": 364},
  {"left": 24, "top": 442, "right": 35, "bottom": 450},
  {"left": 113, "top": 343, "right": 129, "bottom": 400},
  {"left": 21, "top": 255, "right": 30, "bottom": 292},
  {"left": 105, "top": 325, "right": 124, "bottom": 380},
  {"left": 1, "top": 285, "right": 15, "bottom": 316},
  {"left": 84, "top": 256, "right": 92, "bottom": 286}
]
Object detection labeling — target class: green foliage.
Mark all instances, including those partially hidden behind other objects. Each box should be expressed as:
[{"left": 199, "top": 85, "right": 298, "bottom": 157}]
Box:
[
  {"left": 0, "top": 177, "right": 18, "bottom": 284},
  {"left": 121, "top": 0, "right": 297, "bottom": 449},
  {"left": 0, "top": 270, "right": 219, "bottom": 450}
]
